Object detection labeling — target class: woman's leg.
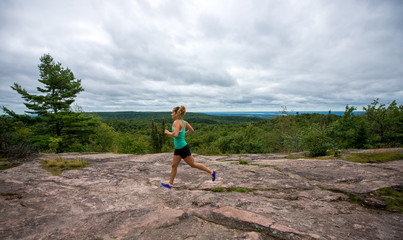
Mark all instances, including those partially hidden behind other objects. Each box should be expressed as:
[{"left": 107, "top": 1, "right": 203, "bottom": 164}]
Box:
[
  {"left": 170, "top": 155, "right": 182, "bottom": 184},
  {"left": 183, "top": 155, "right": 212, "bottom": 174}
]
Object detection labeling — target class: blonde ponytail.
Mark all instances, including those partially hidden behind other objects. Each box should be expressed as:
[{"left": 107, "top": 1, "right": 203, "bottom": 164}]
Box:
[{"left": 173, "top": 105, "right": 186, "bottom": 119}]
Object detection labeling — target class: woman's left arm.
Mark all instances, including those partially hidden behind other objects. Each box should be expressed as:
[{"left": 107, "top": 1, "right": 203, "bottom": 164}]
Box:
[{"left": 185, "top": 121, "right": 194, "bottom": 135}]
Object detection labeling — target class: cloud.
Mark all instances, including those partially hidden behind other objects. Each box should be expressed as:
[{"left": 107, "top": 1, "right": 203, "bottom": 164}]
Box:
[{"left": 1, "top": 0, "right": 402, "bottom": 114}]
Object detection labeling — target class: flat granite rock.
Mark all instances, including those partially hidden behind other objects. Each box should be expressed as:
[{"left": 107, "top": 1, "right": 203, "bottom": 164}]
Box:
[{"left": 0, "top": 151, "right": 402, "bottom": 240}]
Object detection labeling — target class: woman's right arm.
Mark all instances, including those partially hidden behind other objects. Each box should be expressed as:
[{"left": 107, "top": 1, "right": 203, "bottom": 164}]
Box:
[{"left": 165, "top": 120, "right": 180, "bottom": 137}]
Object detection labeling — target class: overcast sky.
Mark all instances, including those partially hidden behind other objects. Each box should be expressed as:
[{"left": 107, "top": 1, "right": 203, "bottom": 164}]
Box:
[{"left": 1, "top": 0, "right": 402, "bottom": 113}]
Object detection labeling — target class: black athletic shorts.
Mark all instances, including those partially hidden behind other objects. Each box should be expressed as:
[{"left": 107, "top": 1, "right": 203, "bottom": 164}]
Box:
[{"left": 174, "top": 145, "right": 192, "bottom": 159}]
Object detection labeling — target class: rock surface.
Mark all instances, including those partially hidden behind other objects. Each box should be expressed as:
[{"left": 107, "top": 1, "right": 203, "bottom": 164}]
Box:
[{"left": 0, "top": 150, "right": 402, "bottom": 239}]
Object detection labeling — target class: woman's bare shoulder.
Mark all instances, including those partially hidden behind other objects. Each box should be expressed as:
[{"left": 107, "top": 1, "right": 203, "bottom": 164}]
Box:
[{"left": 173, "top": 119, "right": 183, "bottom": 125}]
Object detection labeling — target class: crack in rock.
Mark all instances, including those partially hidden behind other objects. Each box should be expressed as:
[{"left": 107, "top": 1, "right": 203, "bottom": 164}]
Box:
[{"left": 191, "top": 206, "right": 321, "bottom": 240}]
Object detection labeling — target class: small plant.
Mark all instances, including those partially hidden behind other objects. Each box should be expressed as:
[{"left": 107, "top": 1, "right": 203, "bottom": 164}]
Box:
[
  {"left": 346, "top": 193, "right": 365, "bottom": 206},
  {"left": 239, "top": 157, "right": 249, "bottom": 165},
  {"left": 236, "top": 188, "right": 247, "bottom": 193},
  {"left": 48, "top": 137, "right": 62, "bottom": 153},
  {"left": 41, "top": 157, "right": 90, "bottom": 175},
  {"left": 212, "top": 187, "right": 226, "bottom": 192},
  {"left": 333, "top": 150, "right": 341, "bottom": 157}
]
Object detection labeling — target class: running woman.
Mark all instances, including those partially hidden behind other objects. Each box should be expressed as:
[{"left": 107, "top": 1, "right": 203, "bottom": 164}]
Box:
[{"left": 161, "top": 106, "right": 216, "bottom": 189}]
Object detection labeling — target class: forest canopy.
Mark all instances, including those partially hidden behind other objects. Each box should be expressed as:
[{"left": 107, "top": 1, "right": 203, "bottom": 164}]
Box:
[{"left": 2, "top": 98, "right": 402, "bottom": 158}]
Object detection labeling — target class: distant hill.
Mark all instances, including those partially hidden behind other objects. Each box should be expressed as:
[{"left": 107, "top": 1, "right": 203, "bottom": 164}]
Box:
[{"left": 88, "top": 111, "right": 263, "bottom": 124}]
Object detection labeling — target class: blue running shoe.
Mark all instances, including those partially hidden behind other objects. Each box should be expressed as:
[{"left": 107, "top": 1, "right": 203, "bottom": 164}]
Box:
[
  {"left": 161, "top": 182, "right": 172, "bottom": 190},
  {"left": 210, "top": 170, "right": 216, "bottom": 182}
]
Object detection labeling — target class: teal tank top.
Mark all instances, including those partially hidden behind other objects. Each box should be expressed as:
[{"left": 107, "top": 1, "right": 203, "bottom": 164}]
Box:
[{"left": 173, "top": 119, "right": 187, "bottom": 149}]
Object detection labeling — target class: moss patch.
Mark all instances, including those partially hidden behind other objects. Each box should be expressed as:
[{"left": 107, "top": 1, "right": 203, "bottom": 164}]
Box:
[
  {"left": 346, "top": 193, "right": 365, "bottom": 206},
  {"left": 324, "top": 186, "right": 403, "bottom": 213},
  {"left": 373, "top": 187, "right": 403, "bottom": 212}
]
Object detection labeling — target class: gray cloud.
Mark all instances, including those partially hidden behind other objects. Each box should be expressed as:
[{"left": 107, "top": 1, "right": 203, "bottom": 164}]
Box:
[{"left": 1, "top": 0, "right": 402, "bottom": 114}]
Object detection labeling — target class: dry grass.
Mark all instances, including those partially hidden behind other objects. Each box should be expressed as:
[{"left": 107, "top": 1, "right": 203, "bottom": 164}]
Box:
[
  {"left": 344, "top": 152, "right": 403, "bottom": 163},
  {"left": 41, "top": 157, "right": 90, "bottom": 175}
]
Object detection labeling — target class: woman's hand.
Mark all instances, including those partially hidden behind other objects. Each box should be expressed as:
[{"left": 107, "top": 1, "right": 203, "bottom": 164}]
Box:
[{"left": 164, "top": 129, "right": 170, "bottom": 135}]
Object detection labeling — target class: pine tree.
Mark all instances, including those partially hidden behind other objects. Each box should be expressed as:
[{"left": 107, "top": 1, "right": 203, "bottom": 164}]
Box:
[
  {"left": 4, "top": 54, "right": 83, "bottom": 135},
  {"left": 160, "top": 118, "right": 166, "bottom": 149},
  {"left": 151, "top": 119, "right": 159, "bottom": 152},
  {"left": 2, "top": 54, "right": 95, "bottom": 152},
  {"left": 151, "top": 118, "right": 167, "bottom": 153}
]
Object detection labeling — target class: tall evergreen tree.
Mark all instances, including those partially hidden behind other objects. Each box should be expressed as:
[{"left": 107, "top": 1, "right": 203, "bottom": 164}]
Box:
[
  {"left": 151, "top": 119, "right": 159, "bottom": 152},
  {"left": 2, "top": 54, "right": 95, "bottom": 152},
  {"left": 150, "top": 118, "right": 167, "bottom": 153},
  {"left": 6, "top": 54, "right": 84, "bottom": 136},
  {"left": 160, "top": 118, "right": 166, "bottom": 149}
]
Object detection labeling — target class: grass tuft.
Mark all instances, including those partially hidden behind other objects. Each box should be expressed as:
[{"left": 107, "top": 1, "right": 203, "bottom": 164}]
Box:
[
  {"left": 345, "top": 152, "right": 403, "bottom": 163},
  {"left": 238, "top": 157, "right": 249, "bottom": 165}
]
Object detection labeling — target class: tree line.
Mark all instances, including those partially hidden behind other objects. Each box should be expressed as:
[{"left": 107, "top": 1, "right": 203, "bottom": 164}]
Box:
[
  {"left": 180, "top": 100, "right": 402, "bottom": 157},
  {"left": 1, "top": 54, "right": 402, "bottom": 158}
]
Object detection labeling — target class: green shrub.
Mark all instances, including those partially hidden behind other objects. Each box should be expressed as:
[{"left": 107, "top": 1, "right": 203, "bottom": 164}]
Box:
[
  {"left": 68, "top": 141, "right": 87, "bottom": 152},
  {"left": 88, "top": 123, "right": 118, "bottom": 152},
  {"left": 301, "top": 124, "right": 336, "bottom": 157},
  {"left": 48, "top": 137, "right": 62, "bottom": 153},
  {"left": 117, "top": 133, "right": 149, "bottom": 154}
]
